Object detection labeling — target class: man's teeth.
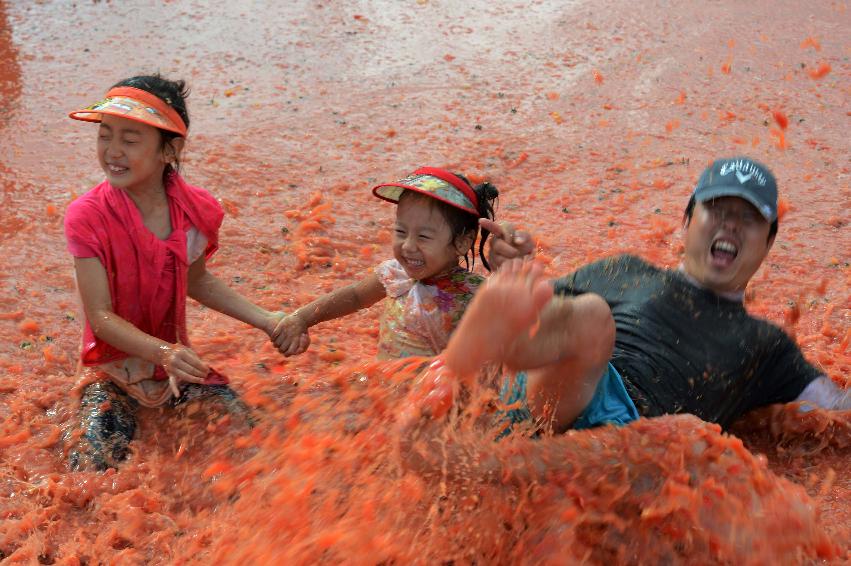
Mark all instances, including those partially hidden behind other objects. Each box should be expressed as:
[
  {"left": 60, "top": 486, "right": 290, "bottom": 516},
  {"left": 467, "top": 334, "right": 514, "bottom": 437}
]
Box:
[
  {"left": 712, "top": 240, "right": 738, "bottom": 255},
  {"left": 405, "top": 259, "right": 424, "bottom": 267}
]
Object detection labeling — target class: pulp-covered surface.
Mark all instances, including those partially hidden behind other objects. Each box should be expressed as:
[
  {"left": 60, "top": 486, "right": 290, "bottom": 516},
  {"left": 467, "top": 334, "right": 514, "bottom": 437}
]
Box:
[{"left": 0, "top": 0, "right": 848, "bottom": 563}]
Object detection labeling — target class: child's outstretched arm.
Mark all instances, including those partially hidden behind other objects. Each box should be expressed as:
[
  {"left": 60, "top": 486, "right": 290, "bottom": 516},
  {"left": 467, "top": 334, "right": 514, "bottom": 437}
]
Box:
[
  {"left": 271, "top": 273, "right": 386, "bottom": 356},
  {"left": 75, "top": 257, "right": 208, "bottom": 396},
  {"left": 187, "top": 255, "right": 283, "bottom": 338}
]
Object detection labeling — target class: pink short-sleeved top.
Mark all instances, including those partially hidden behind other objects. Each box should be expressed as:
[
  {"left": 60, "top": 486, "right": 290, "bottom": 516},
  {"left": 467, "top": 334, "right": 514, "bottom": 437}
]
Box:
[{"left": 64, "top": 173, "right": 224, "bottom": 406}]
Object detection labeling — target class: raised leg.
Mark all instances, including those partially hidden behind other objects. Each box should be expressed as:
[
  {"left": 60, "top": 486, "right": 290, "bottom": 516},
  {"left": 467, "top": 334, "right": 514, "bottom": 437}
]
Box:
[
  {"left": 402, "top": 259, "right": 614, "bottom": 433},
  {"left": 521, "top": 292, "right": 615, "bottom": 432}
]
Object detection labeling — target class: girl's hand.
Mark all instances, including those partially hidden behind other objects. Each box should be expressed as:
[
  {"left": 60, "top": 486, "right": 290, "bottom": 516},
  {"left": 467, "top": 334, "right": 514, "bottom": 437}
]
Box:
[
  {"left": 262, "top": 311, "right": 286, "bottom": 338},
  {"left": 158, "top": 344, "right": 209, "bottom": 397},
  {"left": 271, "top": 312, "right": 311, "bottom": 356}
]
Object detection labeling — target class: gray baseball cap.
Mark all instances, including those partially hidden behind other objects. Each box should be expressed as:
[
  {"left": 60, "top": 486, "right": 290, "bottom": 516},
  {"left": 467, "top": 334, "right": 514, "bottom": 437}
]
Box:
[{"left": 693, "top": 157, "right": 778, "bottom": 221}]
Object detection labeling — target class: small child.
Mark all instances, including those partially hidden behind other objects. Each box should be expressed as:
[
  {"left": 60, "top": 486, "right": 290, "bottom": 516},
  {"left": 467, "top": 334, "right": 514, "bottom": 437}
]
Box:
[
  {"left": 272, "top": 167, "right": 498, "bottom": 359},
  {"left": 65, "top": 75, "right": 285, "bottom": 470}
]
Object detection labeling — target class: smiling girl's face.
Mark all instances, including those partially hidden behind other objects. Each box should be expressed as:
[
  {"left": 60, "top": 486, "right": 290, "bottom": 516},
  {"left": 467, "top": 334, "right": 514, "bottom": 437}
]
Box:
[
  {"left": 392, "top": 191, "right": 472, "bottom": 281},
  {"left": 97, "top": 114, "right": 174, "bottom": 193}
]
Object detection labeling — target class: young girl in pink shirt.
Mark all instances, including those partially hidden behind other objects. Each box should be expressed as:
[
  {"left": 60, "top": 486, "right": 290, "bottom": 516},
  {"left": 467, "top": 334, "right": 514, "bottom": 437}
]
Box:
[{"left": 64, "top": 74, "right": 288, "bottom": 470}]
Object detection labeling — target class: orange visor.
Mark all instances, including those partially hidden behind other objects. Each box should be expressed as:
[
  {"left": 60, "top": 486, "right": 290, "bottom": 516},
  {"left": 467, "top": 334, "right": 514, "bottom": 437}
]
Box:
[{"left": 68, "top": 86, "right": 188, "bottom": 137}]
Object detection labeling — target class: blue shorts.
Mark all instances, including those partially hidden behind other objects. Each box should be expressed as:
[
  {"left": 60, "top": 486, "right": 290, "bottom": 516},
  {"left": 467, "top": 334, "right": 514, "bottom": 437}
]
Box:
[{"left": 499, "top": 363, "right": 639, "bottom": 435}]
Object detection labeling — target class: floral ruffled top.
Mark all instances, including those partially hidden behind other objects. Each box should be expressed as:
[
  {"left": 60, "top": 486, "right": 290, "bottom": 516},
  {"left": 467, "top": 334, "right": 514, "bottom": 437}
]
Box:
[{"left": 375, "top": 259, "right": 485, "bottom": 359}]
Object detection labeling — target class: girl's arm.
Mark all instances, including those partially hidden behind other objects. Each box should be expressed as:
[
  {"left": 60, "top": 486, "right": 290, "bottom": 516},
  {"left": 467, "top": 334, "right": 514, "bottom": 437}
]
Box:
[
  {"left": 272, "top": 273, "right": 386, "bottom": 355},
  {"left": 186, "top": 254, "right": 281, "bottom": 336},
  {"left": 74, "top": 257, "right": 208, "bottom": 393},
  {"left": 293, "top": 272, "right": 386, "bottom": 327}
]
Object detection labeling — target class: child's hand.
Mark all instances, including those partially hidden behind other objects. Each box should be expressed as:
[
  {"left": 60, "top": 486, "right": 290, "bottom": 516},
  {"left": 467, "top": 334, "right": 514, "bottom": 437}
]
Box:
[
  {"left": 262, "top": 311, "right": 286, "bottom": 338},
  {"left": 158, "top": 344, "right": 208, "bottom": 397},
  {"left": 271, "top": 313, "right": 311, "bottom": 356}
]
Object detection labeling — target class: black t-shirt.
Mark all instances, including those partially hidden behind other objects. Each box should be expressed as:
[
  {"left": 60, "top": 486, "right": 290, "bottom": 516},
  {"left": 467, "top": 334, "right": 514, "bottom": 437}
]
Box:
[{"left": 553, "top": 255, "right": 821, "bottom": 428}]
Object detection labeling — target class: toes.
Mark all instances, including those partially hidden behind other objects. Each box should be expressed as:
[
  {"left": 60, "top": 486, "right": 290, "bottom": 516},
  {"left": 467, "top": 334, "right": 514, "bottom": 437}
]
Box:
[{"left": 532, "top": 279, "right": 554, "bottom": 312}]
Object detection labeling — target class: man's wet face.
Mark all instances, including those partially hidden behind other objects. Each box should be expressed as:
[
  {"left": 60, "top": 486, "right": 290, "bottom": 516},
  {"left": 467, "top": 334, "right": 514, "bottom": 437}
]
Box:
[{"left": 683, "top": 196, "right": 773, "bottom": 294}]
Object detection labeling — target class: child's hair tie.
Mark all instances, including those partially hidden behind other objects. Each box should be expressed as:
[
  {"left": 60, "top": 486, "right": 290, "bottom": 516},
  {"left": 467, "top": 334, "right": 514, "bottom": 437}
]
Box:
[
  {"left": 372, "top": 166, "right": 479, "bottom": 215},
  {"left": 69, "top": 86, "right": 188, "bottom": 137}
]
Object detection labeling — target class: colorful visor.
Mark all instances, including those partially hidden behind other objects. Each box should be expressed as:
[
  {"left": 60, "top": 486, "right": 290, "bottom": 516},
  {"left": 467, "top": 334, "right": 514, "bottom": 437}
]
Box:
[
  {"left": 68, "top": 86, "right": 188, "bottom": 137},
  {"left": 372, "top": 167, "right": 479, "bottom": 216}
]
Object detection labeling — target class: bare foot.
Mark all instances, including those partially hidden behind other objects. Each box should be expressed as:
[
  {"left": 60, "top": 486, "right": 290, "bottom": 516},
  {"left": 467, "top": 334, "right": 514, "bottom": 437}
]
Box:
[
  {"left": 395, "top": 260, "right": 552, "bottom": 430},
  {"left": 443, "top": 259, "right": 553, "bottom": 381}
]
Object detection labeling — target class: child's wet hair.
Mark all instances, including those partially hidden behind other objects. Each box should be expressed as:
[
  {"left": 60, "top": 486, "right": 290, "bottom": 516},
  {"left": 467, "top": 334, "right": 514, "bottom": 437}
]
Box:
[
  {"left": 400, "top": 174, "right": 499, "bottom": 271},
  {"left": 111, "top": 74, "right": 190, "bottom": 180}
]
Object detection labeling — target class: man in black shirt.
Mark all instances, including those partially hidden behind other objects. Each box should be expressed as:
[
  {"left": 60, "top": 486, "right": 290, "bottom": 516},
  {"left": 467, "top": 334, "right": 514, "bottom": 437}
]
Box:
[
  {"left": 472, "top": 156, "right": 848, "bottom": 431},
  {"left": 551, "top": 254, "right": 823, "bottom": 428}
]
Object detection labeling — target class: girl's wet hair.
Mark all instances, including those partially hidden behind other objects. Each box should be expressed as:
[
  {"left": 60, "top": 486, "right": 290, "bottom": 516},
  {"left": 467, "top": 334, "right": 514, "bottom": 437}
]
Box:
[
  {"left": 111, "top": 74, "right": 190, "bottom": 180},
  {"left": 401, "top": 174, "right": 499, "bottom": 271}
]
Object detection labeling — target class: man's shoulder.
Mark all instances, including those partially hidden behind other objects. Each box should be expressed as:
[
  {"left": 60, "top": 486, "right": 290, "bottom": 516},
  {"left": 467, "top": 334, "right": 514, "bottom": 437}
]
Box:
[
  {"left": 578, "top": 254, "right": 665, "bottom": 279},
  {"left": 739, "top": 309, "right": 788, "bottom": 340},
  {"left": 553, "top": 254, "right": 665, "bottom": 294},
  {"left": 698, "top": 298, "right": 792, "bottom": 350},
  {"left": 607, "top": 253, "right": 659, "bottom": 271}
]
